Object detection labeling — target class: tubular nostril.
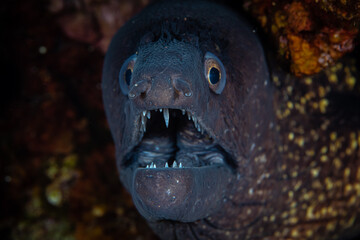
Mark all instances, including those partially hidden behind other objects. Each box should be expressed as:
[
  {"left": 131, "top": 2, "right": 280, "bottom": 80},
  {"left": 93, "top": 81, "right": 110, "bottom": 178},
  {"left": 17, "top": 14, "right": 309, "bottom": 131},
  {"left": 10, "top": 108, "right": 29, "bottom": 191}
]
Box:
[
  {"left": 172, "top": 78, "right": 192, "bottom": 97},
  {"left": 128, "top": 80, "right": 152, "bottom": 99}
]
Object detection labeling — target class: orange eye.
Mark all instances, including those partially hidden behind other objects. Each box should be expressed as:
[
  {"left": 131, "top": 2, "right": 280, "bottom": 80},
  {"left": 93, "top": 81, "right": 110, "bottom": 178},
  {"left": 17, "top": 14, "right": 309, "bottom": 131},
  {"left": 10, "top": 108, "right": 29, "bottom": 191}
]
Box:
[{"left": 204, "top": 52, "right": 226, "bottom": 94}]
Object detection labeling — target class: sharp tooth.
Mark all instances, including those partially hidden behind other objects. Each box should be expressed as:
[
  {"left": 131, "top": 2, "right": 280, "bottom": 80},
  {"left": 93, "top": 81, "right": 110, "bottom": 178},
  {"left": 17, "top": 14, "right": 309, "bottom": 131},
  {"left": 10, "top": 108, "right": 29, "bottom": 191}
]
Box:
[
  {"left": 165, "top": 162, "right": 169, "bottom": 168},
  {"left": 146, "top": 111, "right": 151, "bottom": 119},
  {"left": 160, "top": 108, "right": 163, "bottom": 112},
  {"left": 163, "top": 108, "right": 169, "bottom": 128},
  {"left": 182, "top": 109, "right": 186, "bottom": 115},
  {"left": 192, "top": 115, "right": 197, "bottom": 124},
  {"left": 192, "top": 115, "right": 198, "bottom": 129},
  {"left": 141, "top": 114, "right": 146, "bottom": 132},
  {"left": 187, "top": 111, "right": 191, "bottom": 120},
  {"left": 172, "top": 161, "right": 178, "bottom": 168},
  {"left": 150, "top": 162, "right": 154, "bottom": 168},
  {"left": 146, "top": 165, "right": 149, "bottom": 168},
  {"left": 142, "top": 110, "right": 147, "bottom": 117},
  {"left": 179, "top": 162, "right": 183, "bottom": 168},
  {"left": 154, "top": 164, "right": 156, "bottom": 168},
  {"left": 197, "top": 124, "right": 201, "bottom": 132}
]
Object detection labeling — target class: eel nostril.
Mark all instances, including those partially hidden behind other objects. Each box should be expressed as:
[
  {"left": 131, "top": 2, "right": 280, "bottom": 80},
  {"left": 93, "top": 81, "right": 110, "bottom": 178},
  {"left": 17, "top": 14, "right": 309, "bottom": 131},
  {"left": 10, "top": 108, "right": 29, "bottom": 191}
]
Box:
[
  {"left": 128, "top": 80, "right": 152, "bottom": 99},
  {"left": 172, "top": 78, "right": 192, "bottom": 97}
]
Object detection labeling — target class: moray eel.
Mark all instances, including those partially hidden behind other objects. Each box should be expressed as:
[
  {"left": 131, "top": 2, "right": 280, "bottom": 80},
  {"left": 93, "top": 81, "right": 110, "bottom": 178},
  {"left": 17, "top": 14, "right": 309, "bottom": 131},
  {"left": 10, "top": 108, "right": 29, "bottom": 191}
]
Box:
[{"left": 102, "top": 0, "right": 360, "bottom": 239}]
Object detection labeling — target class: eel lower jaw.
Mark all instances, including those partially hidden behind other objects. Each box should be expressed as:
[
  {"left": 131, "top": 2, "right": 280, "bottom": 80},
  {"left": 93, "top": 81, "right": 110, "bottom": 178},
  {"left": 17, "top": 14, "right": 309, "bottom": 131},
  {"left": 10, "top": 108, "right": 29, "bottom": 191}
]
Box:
[
  {"left": 120, "top": 108, "right": 235, "bottom": 222},
  {"left": 132, "top": 164, "right": 232, "bottom": 222}
]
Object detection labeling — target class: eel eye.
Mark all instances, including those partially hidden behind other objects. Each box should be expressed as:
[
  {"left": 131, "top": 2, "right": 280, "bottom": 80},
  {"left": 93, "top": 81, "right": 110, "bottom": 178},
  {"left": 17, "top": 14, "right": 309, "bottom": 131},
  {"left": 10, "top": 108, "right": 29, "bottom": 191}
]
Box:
[
  {"left": 204, "top": 52, "right": 226, "bottom": 94},
  {"left": 119, "top": 54, "right": 137, "bottom": 95}
]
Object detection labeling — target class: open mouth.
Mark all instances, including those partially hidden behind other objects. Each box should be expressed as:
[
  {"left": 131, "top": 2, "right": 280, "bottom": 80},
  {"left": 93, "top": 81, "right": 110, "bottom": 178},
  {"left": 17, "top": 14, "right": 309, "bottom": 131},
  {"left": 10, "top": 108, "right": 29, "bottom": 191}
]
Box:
[
  {"left": 123, "top": 108, "right": 231, "bottom": 170},
  {"left": 120, "top": 108, "right": 235, "bottom": 222}
]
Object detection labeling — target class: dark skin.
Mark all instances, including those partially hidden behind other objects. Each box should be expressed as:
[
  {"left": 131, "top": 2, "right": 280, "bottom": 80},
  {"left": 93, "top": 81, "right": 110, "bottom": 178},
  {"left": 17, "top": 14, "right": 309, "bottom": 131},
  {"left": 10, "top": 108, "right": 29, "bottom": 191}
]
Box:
[{"left": 102, "top": 0, "right": 360, "bottom": 239}]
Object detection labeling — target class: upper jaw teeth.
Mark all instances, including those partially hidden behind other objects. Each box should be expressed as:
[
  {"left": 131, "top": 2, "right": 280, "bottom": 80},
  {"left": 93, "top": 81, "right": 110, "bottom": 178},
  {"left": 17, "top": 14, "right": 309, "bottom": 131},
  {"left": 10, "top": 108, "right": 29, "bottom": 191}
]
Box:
[
  {"left": 163, "top": 108, "right": 169, "bottom": 128},
  {"left": 139, "top": 108, "right": 204, "bottom": 133},
  {"left": 140, "top": 111, "right": 147, "bottom": 132}
]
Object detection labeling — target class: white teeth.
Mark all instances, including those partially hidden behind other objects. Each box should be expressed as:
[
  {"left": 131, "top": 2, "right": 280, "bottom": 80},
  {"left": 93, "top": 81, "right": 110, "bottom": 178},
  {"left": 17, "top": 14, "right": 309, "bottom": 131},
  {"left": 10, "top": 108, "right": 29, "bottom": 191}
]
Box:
[
  {"left": 147, "top": 162, "right": 156, "bottom": 168},
  {"left": 145, "top": 161, "right": 183, "bottom": 169},
  {"left": 192, "top": 115, "right": 197, "bottom": 125},
  {"left": 140, "top": 109, "right": 206, "bottom": 137},
  {"left": 192, "top": 115, "right": 199, "bottom": 130},
  {"left": 187, "top": 111, "right": 191, "bottom": 120},
  {"left": 187, "top": 111, "right": 203, "bottom": 134},
  {"left": 163, "top": 108, "right": 169, "bottom": 128},
  {"left": 141, "top": 114, "right": 146, "bottom": 132}
]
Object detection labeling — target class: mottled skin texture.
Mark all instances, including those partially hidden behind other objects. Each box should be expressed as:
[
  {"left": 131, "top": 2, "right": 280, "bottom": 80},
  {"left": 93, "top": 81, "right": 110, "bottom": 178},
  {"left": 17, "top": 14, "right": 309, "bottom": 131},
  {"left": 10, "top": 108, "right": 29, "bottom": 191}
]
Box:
[
  {"left": 102, "top": 0, "right": 360, "bottom": 239},
  {"left": 268, "top": 58, "right": 360, "bottom": 239}
]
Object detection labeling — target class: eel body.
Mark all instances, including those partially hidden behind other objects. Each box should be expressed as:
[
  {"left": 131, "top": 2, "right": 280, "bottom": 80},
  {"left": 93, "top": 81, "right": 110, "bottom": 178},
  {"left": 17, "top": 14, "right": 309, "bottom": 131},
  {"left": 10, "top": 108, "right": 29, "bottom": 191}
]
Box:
[{"left": 102, "top": 0, "right": 360, "bottom": 239}]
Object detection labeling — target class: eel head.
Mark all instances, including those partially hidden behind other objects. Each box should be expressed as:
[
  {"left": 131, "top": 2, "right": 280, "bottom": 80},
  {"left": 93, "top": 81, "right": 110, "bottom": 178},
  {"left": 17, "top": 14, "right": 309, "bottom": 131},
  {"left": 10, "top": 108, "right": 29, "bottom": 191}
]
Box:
[{"left": 102, "top": 0, "right": 273, "bottom": 226}]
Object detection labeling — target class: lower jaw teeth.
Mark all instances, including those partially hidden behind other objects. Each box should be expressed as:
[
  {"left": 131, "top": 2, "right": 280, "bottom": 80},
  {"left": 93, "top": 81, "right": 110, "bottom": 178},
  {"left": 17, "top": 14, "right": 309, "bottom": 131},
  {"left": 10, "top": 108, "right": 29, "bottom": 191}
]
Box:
[{"left": 145, "top": 161, "right": 183, "bottom": 169}]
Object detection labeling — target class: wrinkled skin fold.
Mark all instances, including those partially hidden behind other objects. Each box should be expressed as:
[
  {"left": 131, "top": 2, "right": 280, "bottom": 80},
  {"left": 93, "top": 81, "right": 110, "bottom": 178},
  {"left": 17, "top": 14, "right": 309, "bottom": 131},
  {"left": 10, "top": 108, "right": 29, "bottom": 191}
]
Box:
[{"left": 102, "top": 0, "right": 360, "bottom": 239}]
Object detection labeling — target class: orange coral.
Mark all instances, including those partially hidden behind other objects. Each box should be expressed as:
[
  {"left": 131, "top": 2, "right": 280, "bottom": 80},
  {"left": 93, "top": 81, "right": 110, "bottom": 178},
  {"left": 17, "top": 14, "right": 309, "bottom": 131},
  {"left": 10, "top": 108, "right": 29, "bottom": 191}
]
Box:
[
  {"left": 244, "top": 0, "right": 359, "bottom": 77},
  {"left": 287, "top": 34, "right": 322, "bottom": 76},
  {"left": 285, "top": 2, "right": 313, "bottom": 32}
]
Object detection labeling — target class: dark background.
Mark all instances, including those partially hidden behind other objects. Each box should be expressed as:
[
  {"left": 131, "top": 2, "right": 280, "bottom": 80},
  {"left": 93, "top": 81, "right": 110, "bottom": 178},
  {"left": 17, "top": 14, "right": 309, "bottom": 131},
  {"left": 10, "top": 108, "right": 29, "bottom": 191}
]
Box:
[{"left": 0, "top": 0, "right": 158, "bottom": 239}]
